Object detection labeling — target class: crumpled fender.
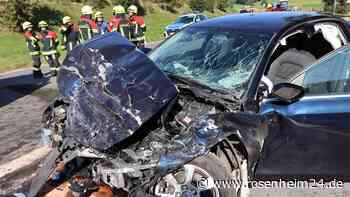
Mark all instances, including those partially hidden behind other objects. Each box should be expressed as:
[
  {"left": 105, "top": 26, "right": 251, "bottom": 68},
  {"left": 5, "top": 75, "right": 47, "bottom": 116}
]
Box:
[{"left": 156, "top": 111, "right": 267, "bottom": 175}]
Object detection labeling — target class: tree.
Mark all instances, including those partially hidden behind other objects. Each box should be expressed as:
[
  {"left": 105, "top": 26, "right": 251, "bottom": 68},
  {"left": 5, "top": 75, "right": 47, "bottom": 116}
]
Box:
[
  {"left": 322, "top": 0, "right": 350, "bottom": 14},
  {"left": 206, "top": 0, "right": 217, "bottom": 12},
  {"left": 0, "top": 0, "right": 65, "bottom": 32},
  {"left": 188, "top": 0, "right": 206, "bottom": 12},
  {"left": 217, "top": 0, "right": 231, "bottom": 12},
  {"left": 84, "top": 0, "right": 110, "bottom": 9},
  {"left": 188, "top": 0, "right": 232, "bottom": 12},
  {"left": 236, "top": 0, "right": 256, "bottom": 5},
  {"left": 0, "top": 0, "right": 33, "bottom": 31}
]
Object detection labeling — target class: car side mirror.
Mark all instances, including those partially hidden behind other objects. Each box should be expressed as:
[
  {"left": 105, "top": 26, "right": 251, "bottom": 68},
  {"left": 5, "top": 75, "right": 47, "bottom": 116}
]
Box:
[
  {"left": 271, "top": 83, "right": 304, "bottom": 103},
  {"left": 257, "top": 76, "right": 274, "bottom": 100}
]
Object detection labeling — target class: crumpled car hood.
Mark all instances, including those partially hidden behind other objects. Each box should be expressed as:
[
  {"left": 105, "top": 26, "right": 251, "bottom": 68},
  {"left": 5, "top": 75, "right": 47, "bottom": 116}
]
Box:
[{"left": 57, "top": 33, "right": 178, "bottom": 151}]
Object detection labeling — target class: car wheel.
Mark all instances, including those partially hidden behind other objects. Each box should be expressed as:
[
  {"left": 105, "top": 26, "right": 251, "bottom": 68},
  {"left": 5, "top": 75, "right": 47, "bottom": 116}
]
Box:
[{"left": 154, "top": 153, "right": 237, "bottom": 197}]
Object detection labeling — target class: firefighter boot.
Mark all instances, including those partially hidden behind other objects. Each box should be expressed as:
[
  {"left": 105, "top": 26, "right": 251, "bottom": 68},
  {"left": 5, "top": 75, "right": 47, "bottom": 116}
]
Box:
[{"left": 33, "top": 69, "right": 44, "bottom": 79}]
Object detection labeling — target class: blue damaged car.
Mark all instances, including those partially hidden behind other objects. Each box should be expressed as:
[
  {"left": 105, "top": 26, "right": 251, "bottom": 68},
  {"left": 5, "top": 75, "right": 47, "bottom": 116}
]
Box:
[
  {"left": 29, "top": 12, "right": 350, "bottom": 197},
  {"left": 164, "top": 13, "right": 208, "bottom": 38}
]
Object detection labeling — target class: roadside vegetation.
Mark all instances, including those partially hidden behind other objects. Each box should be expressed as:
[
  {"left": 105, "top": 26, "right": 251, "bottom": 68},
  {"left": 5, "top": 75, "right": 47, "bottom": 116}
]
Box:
[
  {"left": 0, "top": 0, "right": 324, "bottom": 73},
  {"left": 0, "top": 33, "right": 31, "bottom": 73}
]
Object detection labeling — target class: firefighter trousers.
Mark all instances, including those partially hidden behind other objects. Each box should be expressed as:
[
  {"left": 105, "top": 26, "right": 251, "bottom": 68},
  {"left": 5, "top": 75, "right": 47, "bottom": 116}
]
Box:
[
  {"left": 43, "top": 53, "right": 60, "bottom": 71},
  {"left": 31, "top": 54, "right": 42, "bottom": 70}
]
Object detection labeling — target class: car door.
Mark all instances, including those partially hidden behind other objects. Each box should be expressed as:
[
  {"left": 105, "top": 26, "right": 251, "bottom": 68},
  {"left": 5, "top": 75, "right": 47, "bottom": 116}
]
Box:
[
  {"left": 256, "top": 46, "right": 350, "bottom": 178},
  {"left": 199, "top": 15, "right": 207, "bottom": 21}
]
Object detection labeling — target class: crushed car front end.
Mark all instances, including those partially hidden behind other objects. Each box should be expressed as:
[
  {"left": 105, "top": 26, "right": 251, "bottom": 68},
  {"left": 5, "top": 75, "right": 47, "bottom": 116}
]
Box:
[{"left": 29, "top": 30, "right": 270, "bottom": 197}]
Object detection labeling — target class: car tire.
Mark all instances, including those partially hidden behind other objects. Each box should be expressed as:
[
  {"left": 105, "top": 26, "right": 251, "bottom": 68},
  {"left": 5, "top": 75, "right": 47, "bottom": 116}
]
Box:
[
  {"left": 189, "top": 153, "right": 238, "bottom": 197},
  {"left": 154, "top": 153, "right": 237, "bottom": 197},
  {"left": 268, "top": 48, "right": 316, "bottom": 84}
]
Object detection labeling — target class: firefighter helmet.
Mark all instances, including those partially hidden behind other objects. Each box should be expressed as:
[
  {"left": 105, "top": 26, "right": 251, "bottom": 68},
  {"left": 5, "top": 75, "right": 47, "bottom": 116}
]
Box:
[
  {"left": 62, "top": 16, "right": 72, "bottom": 25},
  {"left": 38, "top": 21, "right": 48, "bottom": 28},
  {"left": 127, "top": 5, "right": 138, "bottom": 14},
  {"left": 95, "top": 11, "right": 103, "bottom": 18},
  {"left": 113, "top": 5, "right": 125, "bottom": 14},
  {"left": 22, "top": 21, "right": 33, "bottom": 30},
  {"left": 81, "top": 5, "right": 93, "bottom": 15}
]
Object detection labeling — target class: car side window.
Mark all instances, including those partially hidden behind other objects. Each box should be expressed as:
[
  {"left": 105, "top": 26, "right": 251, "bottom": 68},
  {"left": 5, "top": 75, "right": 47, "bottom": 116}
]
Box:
[
  {"left": 199, "top": 15, "right": 207, "bottom": 21},
  {"left": 292, "top": 47, "right": 350, "bottom": 95}
]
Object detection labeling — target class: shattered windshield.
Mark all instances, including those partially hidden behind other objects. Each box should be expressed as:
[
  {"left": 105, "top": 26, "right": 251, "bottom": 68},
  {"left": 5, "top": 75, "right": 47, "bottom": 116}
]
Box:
[
  {"left": 149, "top": 27, "right": 271, "bottom": 95},
  {"left": 175, "top": 16, "right": 195, "bottom": 24}
]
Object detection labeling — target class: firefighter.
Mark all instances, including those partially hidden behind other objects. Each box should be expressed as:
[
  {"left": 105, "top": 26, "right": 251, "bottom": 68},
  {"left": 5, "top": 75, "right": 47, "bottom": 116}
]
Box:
[
  {"left": 79, "top": 5, "right": 98, "bottom": 42},
  {"left": 273, "top": 3, "right": 284, "bottom": 11},
  {"left": 108, "top": 5, "right": 127, "bottom": 33},
  {"left": 127, "top": 5, "right": 146, "bottom": 48},
  {"left": 266, "top": 3, "right": 273, "bottom": 12},
  {"left": 240, "top": 6, "right": 250, "bottom": 13},
  {"left": 38, "top": 21, "right": 60, "bottom": 76},
  {"left": 95, "top": 11, "right": 109, "bottom": 35},
  {"left": 59, "top": 16, "right": 80, "bottom": 52},
  {"left": 22, "top": 21, "right": 43, "bottom": 78}
]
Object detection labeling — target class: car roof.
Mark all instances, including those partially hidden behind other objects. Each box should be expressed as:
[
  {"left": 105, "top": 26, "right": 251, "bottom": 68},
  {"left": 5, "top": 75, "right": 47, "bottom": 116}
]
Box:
[
  {"left": 192, "top": 12, "right": 336, "bottom": 34},
  {"left": 181, "top": 13, "right": 202, "bottom": 17}
]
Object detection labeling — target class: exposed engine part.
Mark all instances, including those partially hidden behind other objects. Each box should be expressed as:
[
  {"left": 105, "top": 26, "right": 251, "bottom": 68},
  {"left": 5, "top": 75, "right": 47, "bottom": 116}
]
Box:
[
  {"left": 165, "top": 91, "right": 225, "bottom": 134},
  {"left": 69, "top": 176, "right": 99, "bottom": 196},
  {"left": 93, "top": 162, "right": 126, "bottom": 189},
  {"left": 61, "top": 147, "right": 105, "bottom": 164},
  {"left": 42, "top": 103, "right": 67, "bottom": 146}
]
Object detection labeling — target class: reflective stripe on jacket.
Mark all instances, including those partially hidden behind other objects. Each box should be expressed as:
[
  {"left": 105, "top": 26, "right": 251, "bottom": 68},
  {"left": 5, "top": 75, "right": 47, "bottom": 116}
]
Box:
[
  {"left": 24, "top": 31, "right": 40, "bottom": 55},
  {"left": 129, "top": 16, "right": 146, "bottom": 42},
  {"left": 60, "top": 23, "right": 80, "bottom": 48},
  {"left": 38, "top": 30, "right": 58, "bottom": 54},
  {"left": 79, "top": 16, "right": 98, "bottom": 42},
  {"left": 41, "top": 50, "right": 58, "bottom": 55},
  {"left": 29, "top": 51, "right": 41, "bottom": 56}
]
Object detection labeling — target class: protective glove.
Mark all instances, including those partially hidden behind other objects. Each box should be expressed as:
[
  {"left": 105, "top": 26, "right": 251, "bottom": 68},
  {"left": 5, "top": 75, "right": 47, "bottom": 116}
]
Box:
[{"left": 60, "top": 26, "right": 67, "bottom": 32}]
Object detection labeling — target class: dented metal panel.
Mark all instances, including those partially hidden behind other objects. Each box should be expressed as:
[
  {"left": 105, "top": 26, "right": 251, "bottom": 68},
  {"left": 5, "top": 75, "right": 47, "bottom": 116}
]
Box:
[
  {"left": 57, "top": 33, "right": 178, "bottom": 151},
  {"left": 154, "top": 112, "right": 265, "bottom": 174}
]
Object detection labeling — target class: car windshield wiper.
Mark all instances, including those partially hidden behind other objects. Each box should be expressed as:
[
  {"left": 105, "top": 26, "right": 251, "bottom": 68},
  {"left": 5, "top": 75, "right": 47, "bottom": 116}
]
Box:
[
  {"left": 165, "top": 72, "right": 239, "bottom": 102},
  {"left": 166, "top": 73, "right": 218, "bottom": 91}
]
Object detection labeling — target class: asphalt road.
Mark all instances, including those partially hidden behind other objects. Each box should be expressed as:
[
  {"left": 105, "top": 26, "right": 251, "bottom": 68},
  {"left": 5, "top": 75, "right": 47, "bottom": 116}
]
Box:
[
  {"left": 0, "top": 68, "right": 57, "bottom": 194},
  {"left": 1, "top": 43, "right": 350, "bottom": 196}
]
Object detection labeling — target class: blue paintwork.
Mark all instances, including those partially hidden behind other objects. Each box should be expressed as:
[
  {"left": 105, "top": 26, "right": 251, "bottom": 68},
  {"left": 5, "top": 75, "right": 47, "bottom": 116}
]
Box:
[
  {"left": 261, "top": 95, "right": 350, "bottom": 116},
  {"left": 58, "top": 32, "right": 178, "bottom": 151},
  {"left": 257, "top": 94, "right": 350, "bottom": 177},
  {"left": 192, "top": 12, "right": 329, "bottom": 34},
  {"left": 164, "top": 14, "right": 208, "bottom": 35},
  {"left": 166, "top": 22, "right": 188, "bottom": 31}
]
